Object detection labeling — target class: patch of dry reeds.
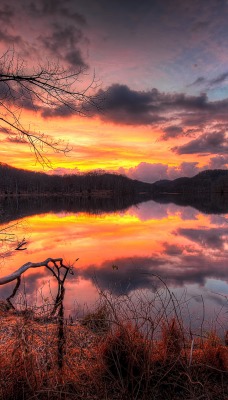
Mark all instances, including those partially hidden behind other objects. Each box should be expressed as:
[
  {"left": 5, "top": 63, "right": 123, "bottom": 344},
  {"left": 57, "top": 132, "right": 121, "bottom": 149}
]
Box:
[{"left": 0, "top": 284, "right": 227, "bottom": 400}]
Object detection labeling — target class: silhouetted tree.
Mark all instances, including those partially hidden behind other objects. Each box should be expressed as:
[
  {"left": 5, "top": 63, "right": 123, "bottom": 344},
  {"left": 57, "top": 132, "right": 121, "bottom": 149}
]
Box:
[{"left": 0, "top": 49, "right": 100, "bottom": 166}]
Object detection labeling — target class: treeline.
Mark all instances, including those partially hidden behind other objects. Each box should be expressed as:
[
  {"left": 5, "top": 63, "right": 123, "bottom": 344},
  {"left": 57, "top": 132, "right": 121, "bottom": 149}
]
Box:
[
  {"left": 151, "top": 169, "right": 228, "bottom": 194},
  {"left": 0, "top": 163, "right": 153, "bottom": 196},
  {"left": 1, "top": 163, "right": 228, "bottom": 199}
]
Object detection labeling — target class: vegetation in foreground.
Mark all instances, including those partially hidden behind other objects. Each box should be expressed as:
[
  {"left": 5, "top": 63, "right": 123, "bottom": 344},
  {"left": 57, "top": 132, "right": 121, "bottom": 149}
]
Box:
[{"left": 0, "top": 289, "right": 227, "bottom": 400}]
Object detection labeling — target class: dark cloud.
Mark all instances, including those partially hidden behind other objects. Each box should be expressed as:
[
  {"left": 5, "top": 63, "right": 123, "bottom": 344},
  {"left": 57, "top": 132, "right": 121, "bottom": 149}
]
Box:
[
  {"left": 0, "top": 4, "right": 14, "bottom": 23},
  {"left": 99, "top": 86, "right": 208, "bottom": 125},
  {"left": 189, "top": 72, "right": 228, "bottom": 88},
  {"left": 210, "top": 72, "right": 228, "bottom": 86},
  {"left": 79, "top": 247, "right": 228, "bottom": 295},
  {"left": 29, "top": 0, "right": 86, "bottom": 24},
  {"left": 65, "top": 50, "right": 86, "bottom": 68},
  {"left": 6, "top": 136, "right": 27, "bottom": 144},
  {"left": 0, "top": 81, "right": 39, "bottom": 111},
  {"left": 173, "top": 131, "right": 228, "bottom": 155},
  {"left": 91, "top": 85, "right": 166, "bottom": 125},
  {"left": 40, "top": 24, "right": 87, "bottom": 68},
  {"left": 41, "top": 24, "right": 83, "bottom": 52},
  {"left": 162, "top": 125, "right": 183, "bottom": 140},
  {"left": 81, "top": 256, "right": 166, "bottom": 295},
  {"left": 88, "top": 84, "right": 228, "bottom": 133},
  {"left": 162, "top": 242, "right": 183, "bottom": 256},
  {"left": 0, "top": 29, "right": 22, "bottom": 45},
  {"left": 0, "top": 1, "right": 88, "bottom": 68},
  {"left": 178, "top": 227, "right": 228, "bottom": 249},
  {"left": 188, "top": 76, "right": 206, "bottom": 87},
  {"left": 0, "top": 270, "right": 48, "bottom": 299},
  {"left": 41, "top": 103, "right": 75, "bottom": 118}
]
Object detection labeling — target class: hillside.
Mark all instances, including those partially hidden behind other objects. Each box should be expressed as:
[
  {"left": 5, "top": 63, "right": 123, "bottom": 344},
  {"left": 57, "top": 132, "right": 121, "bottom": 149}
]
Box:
[
  {"left": 0, "top": 163, "right": 153, "bottom": 196},
  {"left": 151, "top": 169, "right": 228, "bottom": 194},
  {"left": 0, "top": 165, "right": 228, "bottom": 221}
]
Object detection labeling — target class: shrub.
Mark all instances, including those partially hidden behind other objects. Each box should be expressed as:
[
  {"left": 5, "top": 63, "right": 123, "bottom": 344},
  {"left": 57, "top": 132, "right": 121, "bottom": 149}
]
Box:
[
  {"left": 100, "top": 323, "right": 152, "bottom": 398},
  {"left": 80, "top": 304, "right": 111, "bottom": 334},
  {"left": 161, "top": 318, "right": 185, "bottom": 361}
]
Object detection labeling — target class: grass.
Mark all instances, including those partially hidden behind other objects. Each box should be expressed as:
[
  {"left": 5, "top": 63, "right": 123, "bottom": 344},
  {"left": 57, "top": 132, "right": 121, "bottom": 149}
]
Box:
[{"left": 0, "top": 288, "right": 227, "bottom": 400}]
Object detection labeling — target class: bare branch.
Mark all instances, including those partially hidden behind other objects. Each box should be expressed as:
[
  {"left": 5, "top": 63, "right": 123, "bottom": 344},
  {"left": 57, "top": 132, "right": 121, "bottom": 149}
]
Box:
[
  {"left": 0, "top": 49, "right": 101, "bottom": 166},
  {"left": 0, "top": 257, "right": 64, "bottom": 285}
]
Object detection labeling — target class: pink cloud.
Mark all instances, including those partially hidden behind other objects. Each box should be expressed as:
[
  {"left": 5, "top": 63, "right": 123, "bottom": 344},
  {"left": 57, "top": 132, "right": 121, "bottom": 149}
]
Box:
[{"left": 120, "top": 161, "right": 209, "bottom": 183}]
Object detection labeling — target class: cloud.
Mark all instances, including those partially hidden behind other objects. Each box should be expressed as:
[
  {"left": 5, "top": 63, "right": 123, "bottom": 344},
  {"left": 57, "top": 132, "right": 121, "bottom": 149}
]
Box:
[
  {"left": 188, "top": 77, "right": 206, "bottom": 87},
  {"left": 90, "top": 84, "right": 166, "bottom": 125},
  {"left": 173, "top": 131, "right": 228, "bottom": 155},
  {"left": 121, "top": 161, "right": 203, "bottom": 183},
  {"left": 0, "top": 4, "right": 14, "bottom": 23},
  {"left": 48, "top": 167, "right": 81, "bottom": 176},
  {"left": 80, "top": 256, "right": 167, "bottom": 295},
  {"left": 41, "top": 103, "right": 76, "bottom": 118},
  {"left": 0, "top": 1, "right": 88, "bottom": 69},
  {"left": 88, "top": 84, "right": 228, "bottom": 137},
  {"left": 125, "top": 162, "right": 168, "bottom": 183},
  {"left": 65, "top": 49, "right": 86, "bottom": 68},
  {"left": 29, "top": 0, "right": 86, "bottom": 24},
  {"left": 208, "top": 155, "right": 228, "bottom": 169},
  {"left": 189, "top": 71, "right": 228, "bottom": 88},
  {"left": 0, "top": 80, "right": 40, "bottom": 112},
  {"left": 6, "top": 136, "right": 27, "bottom": 144},
  {"left": 209, "top": 72, "right": 228, "bottom": 86},
  {"left": 130, "top": 200, "right": 169, "bottom": 221},
  {"left": 178, "top": 227, "right": 228, "bottom": 250},
  {"left": 40, "top": 24, "right": 87, "bottom": 68},
  {"left": 162, "top": 242, "right": 184, "bottom": 256},
  {"left": 79, "top": 245, "right": 228, "bottom": 294},
  {"left": 161, "top": 125, "right": 183, "bottom": 140},
  {"left": 0, "top": 29, "right": 22, "bottom": 45}
]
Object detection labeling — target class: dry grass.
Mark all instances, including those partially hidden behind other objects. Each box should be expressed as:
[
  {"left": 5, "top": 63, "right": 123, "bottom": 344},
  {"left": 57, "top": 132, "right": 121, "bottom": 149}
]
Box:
[{"left": 0, "top": 289, "right": 227, "bottom": 400}]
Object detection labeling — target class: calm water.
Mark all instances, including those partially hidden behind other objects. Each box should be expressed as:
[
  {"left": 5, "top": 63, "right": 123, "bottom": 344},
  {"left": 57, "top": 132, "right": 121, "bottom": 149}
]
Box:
[{"left": 0, "top": 197, "right": 228, "bottom": 331}]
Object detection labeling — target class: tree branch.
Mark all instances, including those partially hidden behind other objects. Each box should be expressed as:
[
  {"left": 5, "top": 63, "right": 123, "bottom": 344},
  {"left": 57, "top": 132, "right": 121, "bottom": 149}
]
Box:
[
  {"left": 0, "top": 49, "right": 102, "bottom": 166},
  {"left": 0, "top": 257, "right": 64, "bottom": 285}
]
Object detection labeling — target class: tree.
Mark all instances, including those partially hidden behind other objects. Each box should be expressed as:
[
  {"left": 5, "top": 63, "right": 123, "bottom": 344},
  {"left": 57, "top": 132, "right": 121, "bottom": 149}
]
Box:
[
  {"left": 0, "top": 49, "right": 99, "bottom": 273},
  {"left": 0, "top": 49, "right": 100, "bottom": 166}
]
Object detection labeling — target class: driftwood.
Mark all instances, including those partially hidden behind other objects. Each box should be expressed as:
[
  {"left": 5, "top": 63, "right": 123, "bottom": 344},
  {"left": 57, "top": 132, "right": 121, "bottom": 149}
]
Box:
[
  {"left": 0, "top": 257, "right": 76, "bottom": 370},
  {"left": 0, "top": 257, "right": 74, "bottom": 314}
]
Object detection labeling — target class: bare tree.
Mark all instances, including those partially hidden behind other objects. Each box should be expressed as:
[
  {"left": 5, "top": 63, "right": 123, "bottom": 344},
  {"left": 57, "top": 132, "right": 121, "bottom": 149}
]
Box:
[
  {"left": 0, "top": 49, "right": 100, "bottom": 166},
  {"left": 0, "top": 48, "right": 100, "bottom": 263}
]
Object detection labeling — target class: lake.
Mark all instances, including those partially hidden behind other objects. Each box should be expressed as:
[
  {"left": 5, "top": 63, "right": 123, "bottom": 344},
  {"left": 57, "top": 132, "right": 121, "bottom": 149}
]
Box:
[{"left": 0, "top": 196, "right": 228, "bottom": 333}]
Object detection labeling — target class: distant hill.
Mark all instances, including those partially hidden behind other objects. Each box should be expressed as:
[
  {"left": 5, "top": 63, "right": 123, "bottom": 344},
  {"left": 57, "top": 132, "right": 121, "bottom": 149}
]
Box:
[
  {"left": 0, "top": 163, "right": 153, "bottom": 197},
  {"left": 150, "top": 169, "right": 228, "bottom": 214},
  {"left": 1, "top": 165, "right": 228, "bottom": 217},
  {"left": 1, "top": 164, "right": 228, "bottom": 197},
  {"left": 151, "top": 169, "right": 228, "bottom": 194}
]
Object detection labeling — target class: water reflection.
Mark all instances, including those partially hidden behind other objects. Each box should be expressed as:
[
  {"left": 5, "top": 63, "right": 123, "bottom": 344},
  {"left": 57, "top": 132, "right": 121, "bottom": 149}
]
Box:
[{"left": 0, "top": 197, "right": 227, "bottom": 325}]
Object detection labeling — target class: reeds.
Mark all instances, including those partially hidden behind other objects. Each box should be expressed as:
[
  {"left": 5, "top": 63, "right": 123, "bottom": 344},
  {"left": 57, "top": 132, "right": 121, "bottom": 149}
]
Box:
[{"left": 0, "top": 285, "right": 227, "bottom": 400}]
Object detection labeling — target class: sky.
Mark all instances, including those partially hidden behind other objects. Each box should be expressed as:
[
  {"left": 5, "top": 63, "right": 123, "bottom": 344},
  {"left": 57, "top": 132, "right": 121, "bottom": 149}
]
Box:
[{"left": 1, "top": 0, "right": 228, "bottom": 182}]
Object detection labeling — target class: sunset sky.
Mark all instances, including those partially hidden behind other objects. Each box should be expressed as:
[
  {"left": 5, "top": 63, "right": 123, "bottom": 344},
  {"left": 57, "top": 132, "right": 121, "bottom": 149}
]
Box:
[{"left": 1, "top": 0, "right": 228, "bottom": 182}]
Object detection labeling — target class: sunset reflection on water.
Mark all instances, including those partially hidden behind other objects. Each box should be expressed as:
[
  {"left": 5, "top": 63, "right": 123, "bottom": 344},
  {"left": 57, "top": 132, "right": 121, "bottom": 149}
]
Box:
[{"left": 0, "top": 200, "right": 228, "bottom": 326}]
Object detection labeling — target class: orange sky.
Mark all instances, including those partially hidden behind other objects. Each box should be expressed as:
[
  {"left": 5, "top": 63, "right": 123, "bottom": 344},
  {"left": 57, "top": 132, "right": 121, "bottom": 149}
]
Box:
[
  {"left": 0, "top": 0, "right": 228, "bottom": 182},
  {"left": 0, "top": 108, "right": 212, "bottom": 179}
]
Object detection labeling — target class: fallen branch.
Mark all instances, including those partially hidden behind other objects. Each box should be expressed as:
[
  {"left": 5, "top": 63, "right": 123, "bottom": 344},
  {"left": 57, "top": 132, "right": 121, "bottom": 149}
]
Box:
[
  {"left": 0, "top": 257, "right": 64, "bottom": 285},
  {"left": 0, "top": 257, "right": 74, "bottom": 315}
]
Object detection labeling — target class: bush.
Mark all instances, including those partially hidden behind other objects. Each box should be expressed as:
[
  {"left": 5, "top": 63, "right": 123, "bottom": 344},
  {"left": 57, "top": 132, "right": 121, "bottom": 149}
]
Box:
[
  {"left": 80, "top": 304, "right": 111, "bottom": 334},
  {"left": 100, "top": 323, "right": 152, "bottom": 398}
]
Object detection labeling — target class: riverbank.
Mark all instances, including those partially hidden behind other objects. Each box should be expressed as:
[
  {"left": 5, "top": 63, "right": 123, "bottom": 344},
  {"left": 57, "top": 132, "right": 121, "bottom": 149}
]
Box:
[{"left": 0, "top": 301, "right": 227, "bottom": 400}]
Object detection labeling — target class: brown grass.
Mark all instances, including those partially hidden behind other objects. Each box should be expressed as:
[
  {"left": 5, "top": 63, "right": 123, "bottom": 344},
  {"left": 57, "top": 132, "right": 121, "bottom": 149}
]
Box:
[{"left": 0, "top": 291, "right": 227, "bottom": 400}]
